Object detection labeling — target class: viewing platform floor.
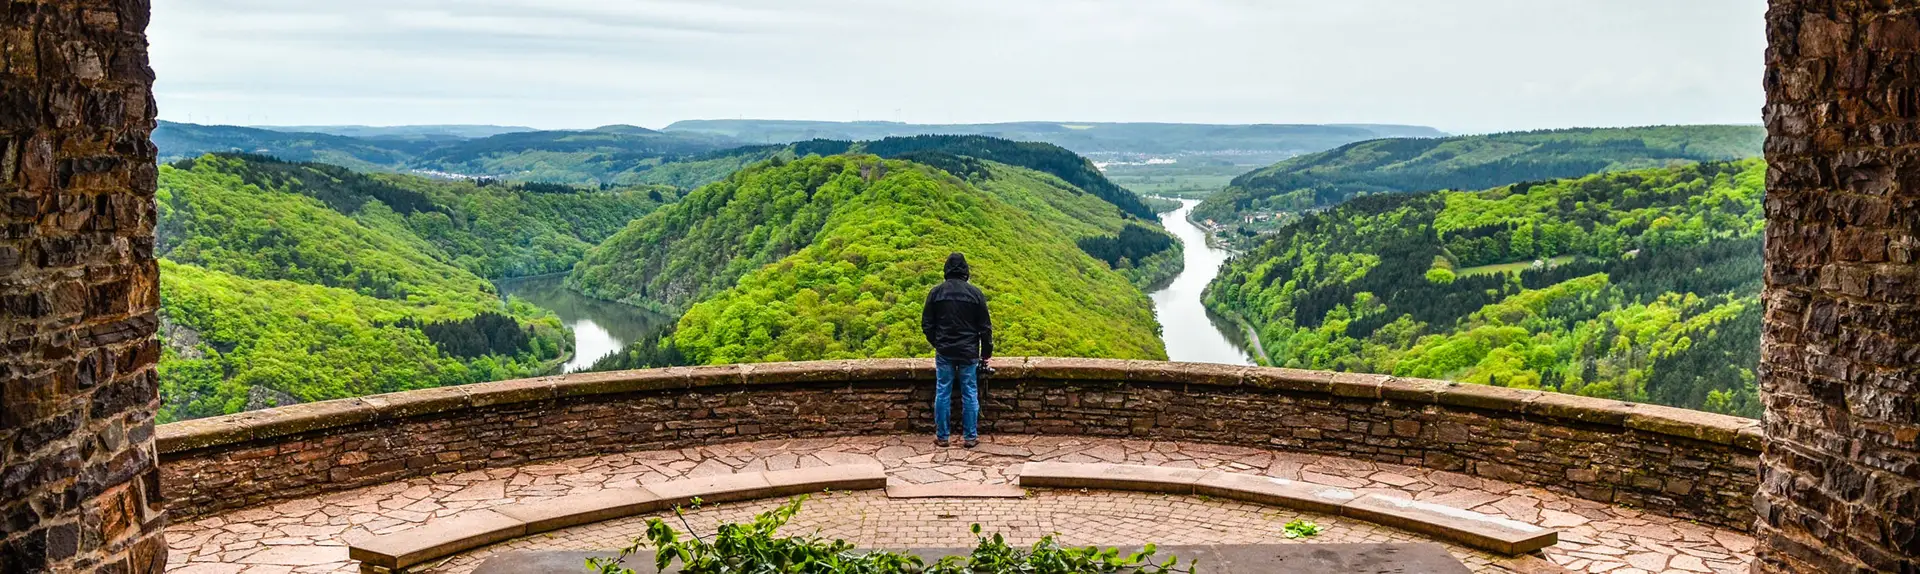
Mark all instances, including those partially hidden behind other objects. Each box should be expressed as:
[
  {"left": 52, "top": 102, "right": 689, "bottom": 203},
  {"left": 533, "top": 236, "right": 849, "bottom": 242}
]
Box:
[{"left": 164, "top": 434, "right": 1755, "bottom": 574}]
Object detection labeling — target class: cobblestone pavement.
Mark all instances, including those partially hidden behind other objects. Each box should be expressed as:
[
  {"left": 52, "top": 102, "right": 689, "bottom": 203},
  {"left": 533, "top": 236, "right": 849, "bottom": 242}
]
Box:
[
  {"left": 419, "top": 489, "right": 1505, "bottom": 574},
  {"left": 164, "top": 435, "right": 1756, "bottom": 574}
]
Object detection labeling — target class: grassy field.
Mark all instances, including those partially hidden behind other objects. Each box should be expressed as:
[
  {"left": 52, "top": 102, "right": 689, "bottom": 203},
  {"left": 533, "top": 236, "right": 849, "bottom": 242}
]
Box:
[{"left": 1456, "top": 255, "right": 1578, "bottom": 276}]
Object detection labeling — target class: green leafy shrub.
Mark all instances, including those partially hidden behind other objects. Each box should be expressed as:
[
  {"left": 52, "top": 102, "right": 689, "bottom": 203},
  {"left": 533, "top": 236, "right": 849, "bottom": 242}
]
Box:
[
  {"left": 1282, "top": 519, "right": 1323, "bottom": 539},
  {"left": 588, "top": 496, "right": 1192, "bottom": 574}
]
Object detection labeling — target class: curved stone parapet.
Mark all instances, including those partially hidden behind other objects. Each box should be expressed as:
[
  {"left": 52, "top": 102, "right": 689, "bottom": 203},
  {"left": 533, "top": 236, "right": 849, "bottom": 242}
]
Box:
[{"left": 156, "top": 358, "right": 1762, "bottom": 529}]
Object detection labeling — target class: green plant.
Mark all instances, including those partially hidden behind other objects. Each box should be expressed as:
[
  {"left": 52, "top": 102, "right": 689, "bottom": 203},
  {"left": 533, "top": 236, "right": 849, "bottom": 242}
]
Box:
[
  {"left": 586, "top": 496, "right": 1193, "bottom": 574},
  {"left": 1282, "top": 519, "right": 1323, "bottom": 539}
]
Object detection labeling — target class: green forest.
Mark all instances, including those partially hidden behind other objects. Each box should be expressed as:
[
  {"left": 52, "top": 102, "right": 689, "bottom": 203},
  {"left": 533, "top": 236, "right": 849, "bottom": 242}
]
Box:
[
  {"left": 1204, "top": 159, "right": 1766, "bottom": 417},
  {"left": 153, "top": 154, "right": 669, "bottom": 421},
  {"left": 1194, "top": 125, "right": 1764, "bottom": 247},
  {"left": 148, "top": 121, "right": 1777, "bottom": 422},
  {"left": 573, "top": 154, "right": 1169, "bottom": 367}
]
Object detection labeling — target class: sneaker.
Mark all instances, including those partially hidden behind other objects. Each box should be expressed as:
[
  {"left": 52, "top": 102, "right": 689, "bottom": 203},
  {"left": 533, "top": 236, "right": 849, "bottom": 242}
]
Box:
[
  {"left": 963, "top": 439, "right": 978, "bottom": 449},
  {"left": 935, "top": 438, "right": 950, "bottom": 447}
]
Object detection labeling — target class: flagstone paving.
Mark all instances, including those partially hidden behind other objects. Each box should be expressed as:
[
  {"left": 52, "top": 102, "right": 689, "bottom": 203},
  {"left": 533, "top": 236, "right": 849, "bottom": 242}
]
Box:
[{"left": 164, "top": 435, "right": 1756, "bottom": 574}]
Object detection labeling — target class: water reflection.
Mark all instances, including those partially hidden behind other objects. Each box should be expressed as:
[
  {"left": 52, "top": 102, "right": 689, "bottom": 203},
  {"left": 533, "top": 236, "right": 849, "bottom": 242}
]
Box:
[
  {"left": 1148, "top": 200, "right": 1255, "bottom": 365},
  {"left": 496, "top": 275, "right": 674, "bottom": 372}
]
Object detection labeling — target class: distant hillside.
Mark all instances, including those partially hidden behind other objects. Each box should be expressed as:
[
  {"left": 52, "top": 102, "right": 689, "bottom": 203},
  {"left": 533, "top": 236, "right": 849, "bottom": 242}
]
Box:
[
  {"left": 1194, "top": 125, "right": 1764, "bottom": 233},
  {"left": 154, "top": 121, "right": 748, "bottom": 184},
  {"left": 260, "top": 124, "right": 536, "bottom": 140},
  {"left": 665, "top": 119, "right": 1446, "bottom": 155},
  {"left": 406, "top": 125, "right": 742, "bottom": 183},
  {"left": 154, "top": 122, "right": 432, "bottom": 170},
  {"left": 572, "top": 154, "right": 1167, "bottom": 366},
  {"left": 1205, "top": 159, "right": 1766, "bottom": 417},
  {"left": 154, "top": 154, "right": 671, "bottom": 421}
]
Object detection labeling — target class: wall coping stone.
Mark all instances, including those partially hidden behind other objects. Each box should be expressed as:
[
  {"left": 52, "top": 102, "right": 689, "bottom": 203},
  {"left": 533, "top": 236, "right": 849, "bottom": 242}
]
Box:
[{"left": 157, "top": 358, "right": 1762, "bottom": 456}]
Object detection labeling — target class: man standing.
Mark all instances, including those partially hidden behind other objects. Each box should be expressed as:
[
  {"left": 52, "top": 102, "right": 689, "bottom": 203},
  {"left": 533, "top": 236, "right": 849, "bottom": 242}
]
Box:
[{"left": 921, "top": 253, "right": 993, "bottom": 448}]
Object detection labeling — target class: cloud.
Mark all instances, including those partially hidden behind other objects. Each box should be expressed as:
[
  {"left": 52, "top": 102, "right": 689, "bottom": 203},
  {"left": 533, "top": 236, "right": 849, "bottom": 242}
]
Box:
[{"left": 150, "top": 0, "right": 1766, "bottom": 132}]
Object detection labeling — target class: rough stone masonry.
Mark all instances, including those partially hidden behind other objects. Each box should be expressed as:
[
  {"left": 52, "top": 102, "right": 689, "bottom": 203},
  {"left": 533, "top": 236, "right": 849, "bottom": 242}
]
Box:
[
  {"left": 0, "top": 0, "right": 166, "bottom": 573},
  {"left": 1759, "top": 1, "right": 1920, "bottom": 572}
]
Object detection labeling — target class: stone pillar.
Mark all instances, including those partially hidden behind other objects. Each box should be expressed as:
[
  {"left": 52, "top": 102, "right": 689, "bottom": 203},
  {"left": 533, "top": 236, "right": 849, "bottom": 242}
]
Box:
[
  {"left": 1758, "top": 2, "right": 1920, "bottom": 572},
  {"left": 0, "top": 0, "right": 164, "bottom": 572}
]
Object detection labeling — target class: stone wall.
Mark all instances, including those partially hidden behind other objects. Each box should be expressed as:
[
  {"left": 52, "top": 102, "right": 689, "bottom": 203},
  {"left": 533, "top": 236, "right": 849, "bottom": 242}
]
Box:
[
  {"left": 1759, "top": 2, "right": 1920, "bottom": 572},
  {"left": 157, "top": 359, "right": 1763, "bottom": 530},
  {"left": 0, "top": 1, "right": 164, "bottom": 573}
]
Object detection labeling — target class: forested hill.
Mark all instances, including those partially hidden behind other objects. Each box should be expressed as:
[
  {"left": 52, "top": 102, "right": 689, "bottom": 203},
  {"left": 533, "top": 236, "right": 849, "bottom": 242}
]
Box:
[
  {"left": 154, "top": 122, "right": 432, "bottom": 171},
  {"left": 1204, "top": 159, "right": 1766, "bottom": 417},
  {"left": 154, "top": 154, "right": 671, "bottom": 421},
  {"left": 407, "top": 125, "right": 742, "bottom": 183},
  {"left": 664, "top": 119, "right": 1446, "bottom": 155},
  {"left": 571, "top": 154, "right": 1168, "bottom": 366},
  {"left": 1193, "top": 125, "right": 1764, "bottom": 231},
  {"left": 792, "top": 135, "right": 1160, "bottom": 219},
  {"left": 154, "top": 121, "right": 747, "bottom": 185}
]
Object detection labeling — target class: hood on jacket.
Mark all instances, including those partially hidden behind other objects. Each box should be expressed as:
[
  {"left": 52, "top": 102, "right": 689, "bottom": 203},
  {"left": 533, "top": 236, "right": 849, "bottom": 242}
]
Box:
[{"left": 944, "top": 252, "right": 970, "bottom": 281}]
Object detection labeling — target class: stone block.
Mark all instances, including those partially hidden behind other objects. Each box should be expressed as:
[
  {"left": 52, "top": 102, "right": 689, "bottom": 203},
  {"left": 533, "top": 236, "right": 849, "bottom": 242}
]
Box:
[
  {"left": 1523, "top": 392, "right": 1634, "bottom": 427},
  {"left": 742, "top": 361, "right": 851, "bottom": 385},
  {"left": 1341, "top": 494, "right": 1557, "bottom": 555},
  {"left": 1120, "top": 359, "right": 1185, "bottom": 384},
  {"left": 1194, "top": 470, "right": 1357, "bottom": 514},
  {"left": 363, "top": 386, "right": 470, "bottom": 421},
  {"left": 1016, "top": 462, "right": 1207, "bottom": 493},
  {"left": 1244, "top": 367, "right": 1336, "bottom": 394},
  {"left": 247, "top": 398, "right": 377, "bottom": 442},
  {"left": 1379, "top": 377, "right": 1448, "bottom": 404},
  {"left": 465, "top": 377, "right": 556, "bottom": 408},
  {"left": 645, "top": 472, "right": 774, "bottom": 505},
  {"left": 551, "top": 368, "right": 690, "bottom": 398},
  {"left": 153, "top": 415, "right": 253, "bottom": 453},
  {"left": 845, "top": 357, "right": 927, "bottom": 382},
  {"left": 1623, "top": 404, "right": 1748, "bottom": 445},
  {"left": 347, "top": 509, "right": 526, "bottom": 570},
  {"left": 762, "top": 464, "right": 887, "bottom": 497},
  {"left": 1433, "top": 383, "right": 1536, "bottom": 413},
  {"left": 1328, "top": 371, "right": 1391, "bottom": 398},
  {"left": 1178, "top": 361, "right": 1248, "bottom": 387},
  {"left": 492, "top": 487, "right": 667, "bottom": 533},
  {"left": 1025, "top": 357, "right": 1132, "bottom": 381},
  {"left": 683, "top": 364, "right": 746, "bottom": 388}
]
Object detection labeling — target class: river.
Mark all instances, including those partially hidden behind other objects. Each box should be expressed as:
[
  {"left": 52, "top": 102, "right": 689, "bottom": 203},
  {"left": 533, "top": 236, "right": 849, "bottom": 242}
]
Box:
[
  {"left": 496, "top": 275, "right": 674, "bottom": 372},
  {"left": 1148, "top": 200, "right": 1257, "bottom": 365},
  {"left": 502, "top": 199, "right": 1253, "bottom": 370}
]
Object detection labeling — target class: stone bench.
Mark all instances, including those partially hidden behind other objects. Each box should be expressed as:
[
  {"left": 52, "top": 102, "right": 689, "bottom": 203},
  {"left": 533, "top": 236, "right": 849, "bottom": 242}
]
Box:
[
  {"left": 1017, "top": 462, "right": 1556, "bottom": 555},
  {"left": 345, "top": 464, "right": 887, "bottom": 572}
]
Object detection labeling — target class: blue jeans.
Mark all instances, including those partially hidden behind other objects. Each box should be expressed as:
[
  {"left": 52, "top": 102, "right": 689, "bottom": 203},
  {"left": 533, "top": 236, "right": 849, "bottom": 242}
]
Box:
[{"left": 934, "top": 355, "right": 979, "bottom": 441}]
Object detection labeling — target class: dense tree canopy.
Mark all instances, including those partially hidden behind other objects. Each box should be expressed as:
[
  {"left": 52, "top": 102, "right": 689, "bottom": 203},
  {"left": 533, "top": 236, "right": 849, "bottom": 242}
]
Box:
[
  {"left": 1193, "top": 126, "right": 1764, "bottom": 246},
  {"left": 573, "top": 155, "right": 1168, "bottom": 367},
  {"left": 1205, "top": 159, "right": 1766, "bottom": 417},
  {"left": 153, "top": 154, "right": 669, "bottom": 421}
]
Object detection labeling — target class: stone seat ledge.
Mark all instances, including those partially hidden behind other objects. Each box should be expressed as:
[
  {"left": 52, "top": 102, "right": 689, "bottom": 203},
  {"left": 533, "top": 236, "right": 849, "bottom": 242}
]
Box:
[
  {"left": 346, "top": 464, "right": 886, "bottom": 572},
  {"left": 1016, "top": 462, "right": 1556, "bottom": 556}
]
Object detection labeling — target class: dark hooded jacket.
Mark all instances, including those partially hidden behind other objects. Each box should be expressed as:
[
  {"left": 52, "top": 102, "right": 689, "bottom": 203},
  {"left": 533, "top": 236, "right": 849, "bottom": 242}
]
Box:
[{"left": 922, "top": 253, "right": 994, "bottom": 361}]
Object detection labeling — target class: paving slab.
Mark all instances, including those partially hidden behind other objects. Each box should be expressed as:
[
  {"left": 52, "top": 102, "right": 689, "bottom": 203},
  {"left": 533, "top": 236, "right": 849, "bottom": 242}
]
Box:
[{"left": 473, "top": 543, "right": 1472, "bottom": 574}]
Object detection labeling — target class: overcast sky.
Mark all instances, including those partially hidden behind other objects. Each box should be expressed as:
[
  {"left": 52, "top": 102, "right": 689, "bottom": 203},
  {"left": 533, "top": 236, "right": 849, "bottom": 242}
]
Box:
[{"left": 149, "top": 0, "right": 1766, "bottom": 134}]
